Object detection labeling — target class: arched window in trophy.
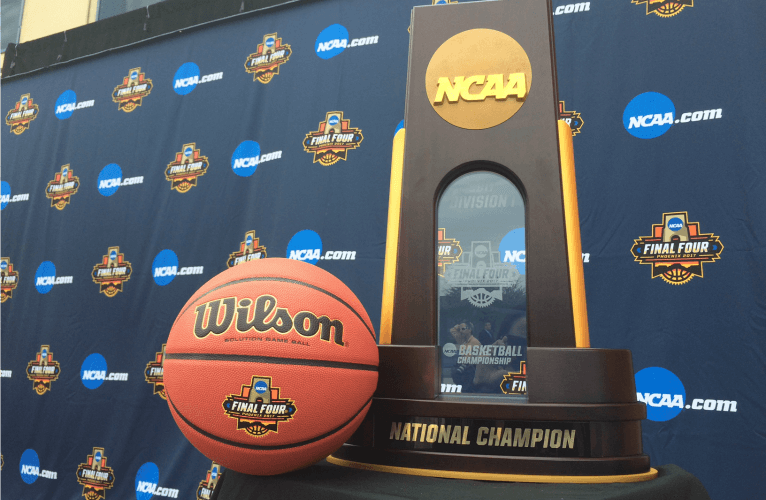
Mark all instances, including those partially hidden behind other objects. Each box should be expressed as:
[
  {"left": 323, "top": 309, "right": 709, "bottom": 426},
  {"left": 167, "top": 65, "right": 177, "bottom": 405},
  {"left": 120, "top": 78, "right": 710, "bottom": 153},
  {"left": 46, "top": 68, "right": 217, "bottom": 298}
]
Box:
[{"left": 437, "top": 169, "right": 527, "bottom": 398}]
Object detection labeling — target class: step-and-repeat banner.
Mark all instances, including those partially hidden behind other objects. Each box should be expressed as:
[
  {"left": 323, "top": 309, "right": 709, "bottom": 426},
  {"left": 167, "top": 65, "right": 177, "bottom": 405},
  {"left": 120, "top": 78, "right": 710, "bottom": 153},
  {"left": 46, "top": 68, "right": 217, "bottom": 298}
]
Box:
[{"left": 2, "top": 1, "right": 764, "bottom": 498}]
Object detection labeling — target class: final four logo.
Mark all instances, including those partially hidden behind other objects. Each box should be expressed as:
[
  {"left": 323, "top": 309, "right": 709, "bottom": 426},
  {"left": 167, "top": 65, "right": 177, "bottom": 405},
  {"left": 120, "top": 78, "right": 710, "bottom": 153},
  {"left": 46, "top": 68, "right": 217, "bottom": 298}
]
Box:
[
  {"left": 223, "top": 376, "right": 296, "bottom": 437},
  {"left": 196, "top": 461, "right": 222, "bottom": 500},
  {"left": 501, "top": 361, "right": 527, "bottom": 395},
  {"left": 303, "top": 111, "right": 363, "bottom": 166},
  {"left": 26, "top": 345, "right": 61, "bottom": 395},
  {"left": 437, "top": 228, "right": 462, "bottom": 277},
  {"left": 166, "top": 143, "right": 209, "bottom": 192},
  {"left": 1, "top": 257, "right": 19, "bottom": 302},
  {"left": 227, "top": 230, "right": 267, "bottom": 267},
  {"left": 632, "top": 0, "right": 693, "bottom": 17},
  {"left": 245, "top": 33, "right": 292, "bottom": 83},
  {"left": 559, "top": 101, "right": 583, "bottom": 136},
  {"left": 76, "top": 447, "right": 115, "bottom": 500},
  {"left": 6, "top": 93, "right": 40, "bottom": 134},
  {"left": 91, "top": 246, "right": 132, "bottom": 296},
  {"left": 144, "top": 344, "right": 166, "bottom": 399},
  {"left": 112, "top": 67, "right": 153, "bottom": 112},
  {"left": 45, "top": 164, "right": 81, "bottom": 209},
  {"left": 631, "top": 212, "right": 723, "bottom": 285}
]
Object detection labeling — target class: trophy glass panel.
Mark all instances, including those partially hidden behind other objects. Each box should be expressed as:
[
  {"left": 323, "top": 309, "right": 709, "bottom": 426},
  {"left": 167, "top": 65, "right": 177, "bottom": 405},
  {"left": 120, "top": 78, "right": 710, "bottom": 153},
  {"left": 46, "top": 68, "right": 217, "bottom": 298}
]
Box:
[{"left": 437, "top": 169, "right": 527, "bottom": 399}]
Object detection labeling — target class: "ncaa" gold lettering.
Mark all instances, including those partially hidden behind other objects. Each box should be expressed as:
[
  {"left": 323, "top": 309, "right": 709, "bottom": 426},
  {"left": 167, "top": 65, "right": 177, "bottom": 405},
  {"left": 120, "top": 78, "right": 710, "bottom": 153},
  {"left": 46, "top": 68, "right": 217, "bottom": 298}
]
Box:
[{"left": 433, "top": 73, "right": 527, "bottom": 105}]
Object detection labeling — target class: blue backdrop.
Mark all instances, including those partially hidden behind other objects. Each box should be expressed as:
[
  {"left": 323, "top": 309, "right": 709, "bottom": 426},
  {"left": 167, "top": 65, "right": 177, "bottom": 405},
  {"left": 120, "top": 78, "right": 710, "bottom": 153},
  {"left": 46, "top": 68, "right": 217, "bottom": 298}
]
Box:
[{"left": 2, "top": 1, "right": 765, "bottom": 498}]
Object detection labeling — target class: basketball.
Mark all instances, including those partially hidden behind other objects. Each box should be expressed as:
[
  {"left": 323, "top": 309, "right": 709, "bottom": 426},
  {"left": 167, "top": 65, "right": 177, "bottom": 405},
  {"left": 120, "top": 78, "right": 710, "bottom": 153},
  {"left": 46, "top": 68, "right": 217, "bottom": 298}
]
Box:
[{"left": 163, "top": 258, "right": 379, "bottom": 475}]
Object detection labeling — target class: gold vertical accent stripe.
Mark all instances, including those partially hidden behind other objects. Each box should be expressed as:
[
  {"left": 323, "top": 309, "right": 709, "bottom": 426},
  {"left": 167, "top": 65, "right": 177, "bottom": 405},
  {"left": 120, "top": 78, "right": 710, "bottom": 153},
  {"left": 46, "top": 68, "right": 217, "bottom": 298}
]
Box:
[
  {"left": 558, "top": 120, "right": 590, "bottom": 348},
  {"left": 379, "top": 128, "right": 406, "bottom": 345}
]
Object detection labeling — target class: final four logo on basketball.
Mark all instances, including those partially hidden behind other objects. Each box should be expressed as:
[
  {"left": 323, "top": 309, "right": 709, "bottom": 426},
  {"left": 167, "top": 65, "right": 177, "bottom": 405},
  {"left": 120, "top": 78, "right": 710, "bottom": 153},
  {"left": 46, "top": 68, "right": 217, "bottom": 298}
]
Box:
[
  {"left": 1, "top": 257, "right": 19, "bottom": 302},
  {"left": 6, "top": 93, "right": 39, "bottom": 134},
  {"left": 166, "top": 143, "right": 209, "bottom": 192},
  {"left": 144, "top": 344, "right": 167, "bottom": 399},
  {"left": 631, "top": 0, "right": 693, "bottom": 17},
  {"left": 223, "top": 376, "right": 296, "bottom": 436},
  {"left": 46, "top": 164, "right": 80, "bottom": 210},
  {"left": 91, "top": 246, "right": 132, "bottom": 296},
  {"left": 245, "top": 33, "right": 292, "bottom": 83},
  {"left": 112, "top": 67, "right": 153, "bottom": 112},
  {"left": 631, "top": 212, "right": 723, "bottom": 285},
  {"left": 26, "top": 345, "right": 61, "bottom": 395},
  {"left": 228, "top": 230, "right": 267, "bottom": 267},
  {"left": 76, "top": 447, "right": 116, "bottom": 500},
  {"left": 303, "top": 111, "right": 363, "bottom": 166}
]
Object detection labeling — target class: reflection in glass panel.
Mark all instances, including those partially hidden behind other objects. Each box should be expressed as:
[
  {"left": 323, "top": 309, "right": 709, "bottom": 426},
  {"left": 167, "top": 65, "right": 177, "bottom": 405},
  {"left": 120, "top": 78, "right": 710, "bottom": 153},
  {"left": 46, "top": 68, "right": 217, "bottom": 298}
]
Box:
[{"left": 437, "top": 170, "right": 527, "bottom": 399}]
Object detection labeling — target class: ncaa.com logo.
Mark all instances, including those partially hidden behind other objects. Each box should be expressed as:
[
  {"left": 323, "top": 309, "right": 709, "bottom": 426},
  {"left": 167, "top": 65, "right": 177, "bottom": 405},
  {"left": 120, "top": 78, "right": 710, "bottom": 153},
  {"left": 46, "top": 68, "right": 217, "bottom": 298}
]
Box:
[
  {"left": 315, "top": 24, "right": 379, "bottom": 59},
  {"left": 20, "top": 449, "right": 58, "bottom": 484},
  {"left": 231, "top": 141, "right": 282, "bottom": 178},
  {"left": 635, "top": 367, "right": 737, "bottom": 422},
  {"left": 54, "top": 90, "right": 95, "bottom": 120},
  {"left": 499, "top": 228, "right": 526, "bottom": 275},
  {"left": 80, "top": 353, "right": 129, "bottom": 389},
  {"left": 173, "top": 62, "right": 224, "bottom": 95},
  {"left": 152, "top": 249, "right": 204, "bottom": 286},
  {"left": 623, "top": 92, "right": 723, "bottom": 139},
  {"left": 1, "top": 180, "right": 30, "bottom": 210},
  {"left": 97, "top": 163, "right": 144, "bottom": 197},
  {"left": 136, "top": 462, "right": 179, "bottom": 499},
  {"left": 286, "top": 230, "right": 356, "bottom": 265},
  {"left": 35, "top": 261, "right": 73, "bottom": 294}
]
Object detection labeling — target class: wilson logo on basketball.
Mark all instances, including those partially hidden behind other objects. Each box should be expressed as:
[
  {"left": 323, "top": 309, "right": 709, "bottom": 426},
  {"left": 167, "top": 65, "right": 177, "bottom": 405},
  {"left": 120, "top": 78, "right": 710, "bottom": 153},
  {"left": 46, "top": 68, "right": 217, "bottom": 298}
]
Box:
[
  {"left": 223, "top": 376, "right": 296, "bottom": 437},
  {"left": 193, "top": 294, "right": 345, "bottom": 346}
]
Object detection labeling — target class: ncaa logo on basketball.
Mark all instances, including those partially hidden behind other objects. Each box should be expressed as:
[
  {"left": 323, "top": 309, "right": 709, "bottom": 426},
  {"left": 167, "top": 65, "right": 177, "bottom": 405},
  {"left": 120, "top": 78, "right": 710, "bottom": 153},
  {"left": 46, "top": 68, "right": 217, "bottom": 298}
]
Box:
[
  {"left": 166, "top": 143, "right": 209, "bottom": 192},
  {"left": 6, "top": 93, "right": 40, "bottom": 134},
  {"left": 223, "top": 376, "right": 297, "bottom": 437},
  {"left": 92, "top": 246, "right": 132, "bottom": 296},
  {"left": 245, "top": 33, "right": 292, "bottom": 83},
  {"left": 631, "top": 0, "right": 693, "bottom": 18},
  {"left": 631, "top": 212, "right": 723, "bottom": 285},
  {"left": 303, "top": 112, "right": 363, "bottom": 166},
  {"left": 228, "top": 230, "right": 267, "bottom": 267},
  {"left": 425, "top": 29, "right": 532, "bottom": 130},
  {"left": 1, "top": 257, "right": 20, "bottom": 302},
  {"left": 145, "top": 344, "right": 167, "bottom": 399},
  {"left": 76, "top": 447, "right": 115, "bottom": 499},
  {"left": 27, "top": 345, "right": 61, "bottom": 395},
  {"left": 112, "top": 68, "right": 153, "bottom": 112},
  {"left": 46, "top": 164, "right": 80, "bottom": 209}
]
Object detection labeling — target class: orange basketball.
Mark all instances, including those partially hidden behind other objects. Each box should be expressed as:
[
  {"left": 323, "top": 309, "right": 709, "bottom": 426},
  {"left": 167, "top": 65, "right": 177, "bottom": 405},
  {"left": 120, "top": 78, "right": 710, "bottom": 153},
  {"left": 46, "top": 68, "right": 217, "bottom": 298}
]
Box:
[{"left": 163, "top": 258, "right": 378, "bottom": 475}]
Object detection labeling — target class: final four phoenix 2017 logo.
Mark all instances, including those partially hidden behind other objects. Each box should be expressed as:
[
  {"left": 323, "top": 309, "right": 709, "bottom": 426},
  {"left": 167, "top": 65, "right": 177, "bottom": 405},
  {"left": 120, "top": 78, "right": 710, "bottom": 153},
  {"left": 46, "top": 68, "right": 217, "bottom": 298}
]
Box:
[
  {"left": 632, "top": 0, "right": 693, "bottom": 17},
  {"left": 1, "top": 257, "right": 19, "bottom": 302},
  {"left": 437, "top": 228, "right": 462, "bottom": 277},
  {"left": 91, "top": 246, "right": 132, "bottom": 296},
  {"left": 245, "top": 33, "right": 292, "bottom": 83},
  {"left": 303, "top": 111, "right": 363, "bottom": 166},
  {"left": 144, "top": 344, "right": 166, "bottom": 399},
  {"left": 196, "top": 461, "right": 222, "bottom": 500},
  {"left": 227, "top": 230, "right": 267, "bottom": 267},
  {"left": 559, "top": 101, "right": 583, "bottom": 136},
  {"left": 223, "top": 376, "right": 296, "bottom": 437},
  {"left": 112, "top": 68, "right": 153, "bottom": 112},
  {"left": 26, "top": 345, "right": 61, "bottom": 395},
  {"left": 76, "top": 447, "right": 115, "bottom": 500},
  {"left": 166, "top": 143, "right": 209, "bottom": 192},
  {"left": 6, "top": 93, "right": 40, "bottom": 134},
  {"left": 45, "top": 164, "right": 81, "bottom": 209},
  {"left": 631, "top": 212, "right": 723, "bottom": 285}
]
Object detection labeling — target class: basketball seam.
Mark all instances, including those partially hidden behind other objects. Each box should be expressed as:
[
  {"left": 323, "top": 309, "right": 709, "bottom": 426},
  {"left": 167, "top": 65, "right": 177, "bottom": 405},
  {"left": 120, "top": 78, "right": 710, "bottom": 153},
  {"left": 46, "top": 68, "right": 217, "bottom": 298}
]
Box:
[
  {"left": 177, "top": 276, "right": 376, "bottom": 342},
  {"left": 165, "top": 353, "right": 378, "bottom": 371},
  {"left": 167, "top": 393, "right": 374, "bottom": 451}
]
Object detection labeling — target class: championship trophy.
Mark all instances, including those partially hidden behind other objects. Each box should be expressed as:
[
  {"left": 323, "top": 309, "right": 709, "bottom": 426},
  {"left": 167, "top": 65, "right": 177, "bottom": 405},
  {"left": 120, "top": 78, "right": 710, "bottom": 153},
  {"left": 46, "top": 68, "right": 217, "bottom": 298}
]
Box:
[{"left": 329, "top": 0, "right": 657, "bottom": 481}]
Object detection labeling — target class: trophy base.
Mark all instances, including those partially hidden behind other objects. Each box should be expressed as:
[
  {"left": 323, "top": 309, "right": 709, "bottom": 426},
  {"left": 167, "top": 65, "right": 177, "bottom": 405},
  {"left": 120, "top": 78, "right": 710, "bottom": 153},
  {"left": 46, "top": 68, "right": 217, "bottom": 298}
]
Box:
[{"left": 329, "top": 346, "right": 654, "bottom": 482}]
